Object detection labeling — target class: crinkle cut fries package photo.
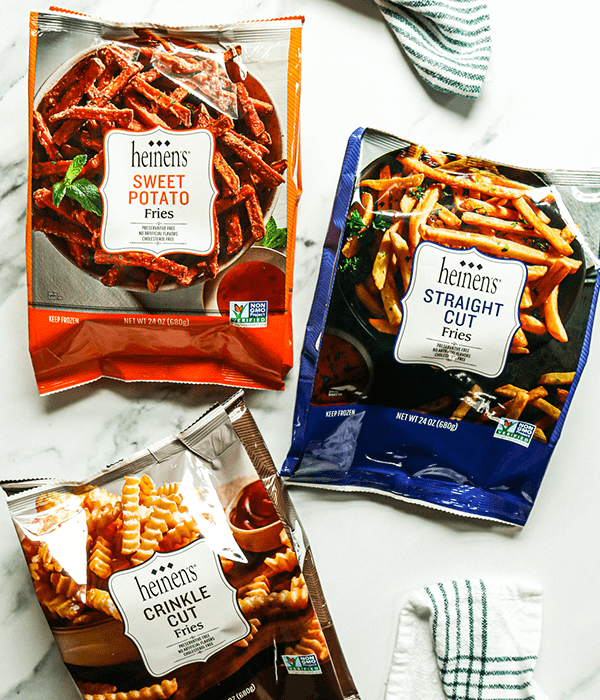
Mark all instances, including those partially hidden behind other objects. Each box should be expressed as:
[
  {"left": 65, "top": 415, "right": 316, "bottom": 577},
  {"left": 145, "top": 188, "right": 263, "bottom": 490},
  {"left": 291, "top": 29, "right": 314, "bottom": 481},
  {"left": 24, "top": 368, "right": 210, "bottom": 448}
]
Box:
[
  {"left": 27, "top": 10, "right": 303, "bottom": 394},
  {"left": 282, "top": 127, "right": 600, "bottom": 526},
  {"left": 4, "top": 392, "right": 359, "bottom": 700}
]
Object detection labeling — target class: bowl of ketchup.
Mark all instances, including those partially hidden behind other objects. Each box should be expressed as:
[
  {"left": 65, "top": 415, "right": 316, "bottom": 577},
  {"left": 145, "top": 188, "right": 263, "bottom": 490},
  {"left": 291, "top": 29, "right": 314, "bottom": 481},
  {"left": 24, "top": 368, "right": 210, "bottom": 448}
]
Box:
[
  {"left": 202, "top": 246, "right": 286, "bottom": 314},
  {"left": 226, "top": 479, "right": 283, "bottom": 552}
]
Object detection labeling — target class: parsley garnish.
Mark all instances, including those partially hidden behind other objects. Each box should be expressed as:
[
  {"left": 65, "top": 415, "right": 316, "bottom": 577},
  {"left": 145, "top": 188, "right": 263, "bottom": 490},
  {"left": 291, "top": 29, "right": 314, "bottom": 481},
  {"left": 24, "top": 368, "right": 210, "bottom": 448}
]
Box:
[
  {"left": 345, "top": 209, "right": 366, "bottom": 236},
  {"left": 338, "top": 252, "right": 372, "bottom": 284},
  {"left": 410, "top": 185, "right": 427, "bottom": 201},
  {"left": 371, "top": 213, "right": 389, "bottom": 231}
]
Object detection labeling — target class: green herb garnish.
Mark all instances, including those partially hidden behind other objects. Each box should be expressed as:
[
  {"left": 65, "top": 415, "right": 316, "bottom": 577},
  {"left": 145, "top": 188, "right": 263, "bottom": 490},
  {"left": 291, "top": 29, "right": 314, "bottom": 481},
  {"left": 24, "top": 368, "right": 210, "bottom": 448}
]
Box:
[
  {"left": 260, "top": 216, "right": 287, "bottom": 249},
  {"left": 52, "top": 155, "right": 103, "bottom": 217},
  {"left": 338, "top": 252, "right": 372, "bottom": 284},
  {"left": 345, "top": 209, "right": 366, "bottom": 236},
  {"left": 371, "top": 213, "right": 389, "bottom": 231}
]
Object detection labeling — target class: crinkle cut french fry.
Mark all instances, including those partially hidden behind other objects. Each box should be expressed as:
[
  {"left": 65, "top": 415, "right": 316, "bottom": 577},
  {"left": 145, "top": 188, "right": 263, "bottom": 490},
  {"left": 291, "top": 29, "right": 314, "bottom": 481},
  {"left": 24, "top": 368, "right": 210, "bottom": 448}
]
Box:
[{"left": 81, "top": 677, "right": 178, "bottom": 700}]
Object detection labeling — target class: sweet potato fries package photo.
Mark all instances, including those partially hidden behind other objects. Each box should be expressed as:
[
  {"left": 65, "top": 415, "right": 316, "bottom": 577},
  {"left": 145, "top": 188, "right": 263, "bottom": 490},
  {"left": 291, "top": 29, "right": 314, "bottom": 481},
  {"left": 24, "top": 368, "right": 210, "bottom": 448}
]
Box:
[
  {"left": 4, "top": 392, "right": 358, "bottom": 700},
  {"left": 282, "top": 127, "right": 600, "bottom": 526},
  {"left": 27, "top": 10, "right": 303, "bottom": 394}
]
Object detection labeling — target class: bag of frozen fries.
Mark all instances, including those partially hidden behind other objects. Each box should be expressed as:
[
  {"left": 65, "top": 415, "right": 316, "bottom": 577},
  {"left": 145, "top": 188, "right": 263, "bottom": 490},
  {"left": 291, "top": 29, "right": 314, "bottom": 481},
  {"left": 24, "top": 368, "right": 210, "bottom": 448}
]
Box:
[
  {"left": 282, "top": 127, "right": 600, "bottom": 526},
  {"left": 5, "top": 392, "right": 359, "bottom": 699},
  {"left": 27, "top": 10, "right": 302, "bottom": 394}
]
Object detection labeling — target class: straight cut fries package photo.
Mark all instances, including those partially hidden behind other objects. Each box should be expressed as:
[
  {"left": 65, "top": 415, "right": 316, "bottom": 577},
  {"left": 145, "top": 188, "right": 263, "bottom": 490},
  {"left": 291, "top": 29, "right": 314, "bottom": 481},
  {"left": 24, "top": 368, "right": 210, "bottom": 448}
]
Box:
[
  {"left": 26, "top": 10, "right": 303, "bottom": 394},
  {"left": 282, "top": 127, "right": 600, "bottom": 526},
  {"left": 4, "top": 392, "right": 359, "bottom": 700}
]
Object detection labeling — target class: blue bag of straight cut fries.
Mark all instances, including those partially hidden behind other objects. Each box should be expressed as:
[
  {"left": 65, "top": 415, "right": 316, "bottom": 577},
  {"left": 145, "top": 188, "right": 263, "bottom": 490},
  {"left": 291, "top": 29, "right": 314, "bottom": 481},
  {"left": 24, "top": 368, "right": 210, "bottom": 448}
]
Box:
[{"left": 281, "top": 127, "right": 600, "bottom": 526}]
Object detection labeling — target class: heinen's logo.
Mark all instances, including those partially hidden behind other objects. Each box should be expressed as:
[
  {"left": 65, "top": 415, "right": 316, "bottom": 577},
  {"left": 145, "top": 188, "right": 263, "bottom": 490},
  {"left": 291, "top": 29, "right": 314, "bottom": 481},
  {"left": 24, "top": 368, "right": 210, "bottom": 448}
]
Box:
[{"left": 131, "top": 139, "right": 189, "bottom": 168}]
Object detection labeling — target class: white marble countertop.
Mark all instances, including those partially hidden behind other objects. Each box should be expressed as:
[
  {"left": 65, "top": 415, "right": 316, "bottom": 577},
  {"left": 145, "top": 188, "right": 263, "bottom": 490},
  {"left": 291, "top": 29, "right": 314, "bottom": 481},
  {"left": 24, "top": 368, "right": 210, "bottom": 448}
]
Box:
[{"left": 2, "top": 1, "right": 600, "bottom": 698}]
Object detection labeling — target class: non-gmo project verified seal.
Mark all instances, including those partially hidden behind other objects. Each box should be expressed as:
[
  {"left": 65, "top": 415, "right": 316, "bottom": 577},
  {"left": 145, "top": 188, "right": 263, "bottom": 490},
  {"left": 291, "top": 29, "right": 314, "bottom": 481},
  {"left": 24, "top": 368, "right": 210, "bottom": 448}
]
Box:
[
  {"left": 282, "top": 653, "right": 321, "bottom": 675},
  {"left": 229, "top": 301, "right": 267, "bottom": 328},
  {"left": 494, "top": 418, "right": 536, "bottom": 447}
]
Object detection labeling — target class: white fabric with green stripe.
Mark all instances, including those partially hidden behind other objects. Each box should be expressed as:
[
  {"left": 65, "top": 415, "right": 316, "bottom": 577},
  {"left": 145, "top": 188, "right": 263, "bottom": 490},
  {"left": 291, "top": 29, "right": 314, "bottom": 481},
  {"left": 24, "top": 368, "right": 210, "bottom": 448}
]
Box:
[
  {"left": 386, "top": 579, "right": 550, "bottom": 700},
  {"left": 372, "top": 0, "right": 491, "bottom": 98}
]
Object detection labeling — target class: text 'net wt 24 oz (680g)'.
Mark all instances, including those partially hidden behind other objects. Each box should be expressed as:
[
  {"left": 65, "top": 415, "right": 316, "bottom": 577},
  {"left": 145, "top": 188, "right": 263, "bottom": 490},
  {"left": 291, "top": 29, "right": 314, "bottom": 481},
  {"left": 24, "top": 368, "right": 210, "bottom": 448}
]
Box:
[
  {"left": 27, "top": 10, "right": 303, "bottom": 395},
  {"left": 4, "top": 392, "right": 359, "bottom": 700},
  {"left": 282, "top": 127, "right": 600, "bottom": 526}
]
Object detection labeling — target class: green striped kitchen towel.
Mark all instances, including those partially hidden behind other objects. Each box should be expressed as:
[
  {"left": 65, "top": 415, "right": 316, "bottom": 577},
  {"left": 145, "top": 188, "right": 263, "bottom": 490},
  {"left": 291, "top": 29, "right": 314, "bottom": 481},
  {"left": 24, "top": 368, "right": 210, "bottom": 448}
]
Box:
[
  {"left": 372, "top": 0, "right": 491, "bottom": 97},
  {"left": 385, "top": 579, "right": 550, "bottom": 700}
]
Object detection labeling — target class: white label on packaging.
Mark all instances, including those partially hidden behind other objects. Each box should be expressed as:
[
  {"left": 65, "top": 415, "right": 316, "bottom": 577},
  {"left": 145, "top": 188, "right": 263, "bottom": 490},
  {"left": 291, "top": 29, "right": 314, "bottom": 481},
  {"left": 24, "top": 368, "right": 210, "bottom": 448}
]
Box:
[
  {"left": 108, "top": 539, "right": 250, "bottom": 677},
  {"left": 100, "top": 127, "right": 218, "bottom": 257},
  {"left": 394, "top": 243, "right": 527, "bottom": 378}
]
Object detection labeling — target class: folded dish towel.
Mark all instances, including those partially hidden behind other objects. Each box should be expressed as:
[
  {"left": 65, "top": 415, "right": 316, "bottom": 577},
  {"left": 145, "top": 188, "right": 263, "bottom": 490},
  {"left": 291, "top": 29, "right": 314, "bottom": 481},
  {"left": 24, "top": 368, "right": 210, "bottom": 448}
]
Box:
[
  {"left": 371, "top": 0, "right": 491, "bottom": 98},
  {"left": 385, "top": 579, "right": 550, "bottom": 700}
]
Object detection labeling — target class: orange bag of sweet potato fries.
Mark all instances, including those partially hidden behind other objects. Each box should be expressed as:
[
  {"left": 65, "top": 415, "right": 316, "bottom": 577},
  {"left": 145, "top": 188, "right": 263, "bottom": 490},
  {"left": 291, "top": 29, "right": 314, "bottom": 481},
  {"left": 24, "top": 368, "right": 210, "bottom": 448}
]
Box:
[{"left": 26, "top": 10, "right": 302, "bottom": 394}]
